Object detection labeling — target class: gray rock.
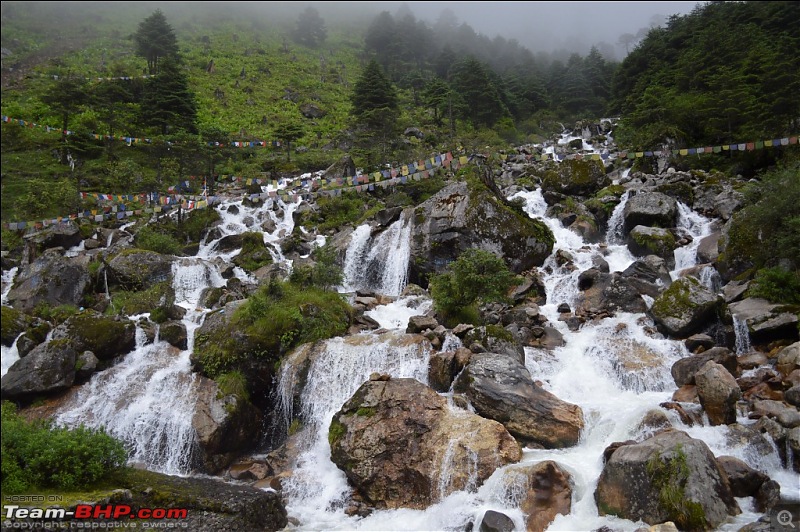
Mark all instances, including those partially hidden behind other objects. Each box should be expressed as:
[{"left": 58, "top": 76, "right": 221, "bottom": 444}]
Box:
[
  {"left": 1, "top": 340, "right": 77, "bottom": 399},
  {"left": 6, "top": 250, "right": 91, "bottom": 312},
  {"left": 623, "top": 191, "right": 678, "bottom": 232}
]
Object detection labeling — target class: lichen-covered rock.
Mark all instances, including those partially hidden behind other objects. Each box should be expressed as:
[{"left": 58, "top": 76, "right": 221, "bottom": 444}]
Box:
[
  {"left": 728, "top": 299, "right": 800, "bottom": 346},
  {"left": 107, "top": 249, "right": 174, "bottom": 290},
  {"left": 595, "top": 430, "right": 740, "bottom": 530},
  {"left": 623, "top": 191, "right": 678, "bottom": 232},
  {"left": 6, "top": 249, "right": 90, "bottom": 312},
  {"left": 628, "top": 226, "right": 677, "bottom": 261},
  {"left": 329, "top": 377, "right": 521, "bottom": 509},
  {"left": 695, "top": 361, "right": 741, "bottom": 426},
  {"left": 51, "top": 311, "right": 136, "bottom": 361},
  {"left": 649, "top": 276, "right": 722, "bottom": 338},
  {"left": 1, "top": 339, "right": 77, "bottom": 400},
  {"left": 192, "top": 376, "right": 263, "bottom": 474},
  {"left": 409, "top": 181, "right": 554, "bottom": 285},
  {"left": 540, "top": 159, "right": 610, "bottom": 197},
  {"left": 454, "top": 352, "right": 584, "bottom": 448},
  {"left": 23, "top": 220, "right": 83, "bottom": 258}
]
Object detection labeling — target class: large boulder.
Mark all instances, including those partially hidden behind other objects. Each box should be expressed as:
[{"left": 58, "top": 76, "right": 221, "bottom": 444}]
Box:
[
  {"left": 454, "top": 352, "right": 584, "bottom": 448},
  {"left": 409, "top": 181, "right": 554, "bottom": 285},
  {"left": 649, "top": 276, "right": 722, "bottom": 338},
  {"left": 192, "top": 376, "right": 263, "bottom": 474},
  {"left": 1, "top": 338, "right": 77, "bottom": 400},
  {"left": 595, "top": 430, "right": 740, "bottom": 530},
  {"left": 6, "top": 249, "right": 91, "bottom": 312},
  {"left": 670, "top": 347, "right": 738, "bottom": 387},
  {"left": 623, "top": 191, "right": 678, "bottom": 232},
  {"left": 51, "top": 311, "right": 136, "bottom": 361},
  {"left": 627, "top": 226, "right": 677, "bottom": 262},
  {"left": 23, "top": 220, "right": 83, "bottom": 260},
  {"left": 329, "top": 376, "right": 521, "bottom": 509},
  {"left": 107, "top": 249, "right": 174, "bottom": 290},
  {"left": 322, "top": 154, "right": 357, "bottom": 181},
  {"left": 500, "top": 461, "right": 573, "bottom": 532},
  {"left": 695, "top": 361, "right": 741, "bottom": 426},
  {"left": 728, "top": 298, "right": 800, "bottom": 346},
  {"left": 540, "top": 159, "right": 610, "bottom": 197}
]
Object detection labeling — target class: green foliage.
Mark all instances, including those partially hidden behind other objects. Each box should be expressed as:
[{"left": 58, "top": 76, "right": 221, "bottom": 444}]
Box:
[
  {"left": 31, "top": 303, "right": 80, "bottom": 325},
  {"left": 107, "top": 282, "right": 174, "bottom": 318},
  {"left": 724, "top": 159, "right": 800, "bottom": 276},
  {"left": 293, "top": 7, "right": 327, "bottom": 48},
  {"left": 646, "top": 445, "right": 707, "bottom": 530},
  {"left": 350, "top": 60, "right": 399, "bottom": 131},
  {"left": 232, "top": 280, "right": 351, "bottom": 357},
  {"left": 612, "top": 2, "right": 800, "bottom": 150},
  {"left": 429, "top": 248, "right": 517, "bottom": 326},
  {"left": 231, "top": 232, "right": 273, "bottom": 272},
  {"left": 289, "top": 244, "right": 344, "bottom": 290},
  {"left": 215, "top": 371, "right": 250, "bottom": 401},
  {"left": 299, "top": 193, "right": 381, "bottom": 233},
  {"left": 139, "top": 55, "right": 198, "bottom": 135},
  {"left": 746, "top": 267, "right": 800, "bottom": 305},
  {"left": 134, "top": 9, "right": 179, "bottom": 75},
  {"left": 1, "top": 401, "right": 128, "bottom": 493},
  {"left": 134, "top": 226, "right": 183, "bottom": 255}
]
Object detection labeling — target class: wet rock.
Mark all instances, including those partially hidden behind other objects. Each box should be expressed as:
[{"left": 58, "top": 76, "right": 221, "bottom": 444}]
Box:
[
  {"left": 623, "top": 191, "right": 678, "bottom": 232},
  {"left": 454, "top": 352, "right": 584, "bottom": 448},
  {"left": 479, "top": 510, "right": 515, "bottom": 532},
  {"left": 715, "top": 456, "right": 769, "bottom": 497},
  {"left": 1, "top": 339, "right": 77, "bottom": 400},
  {"left": 51, "top": 311, "right": 136, "bottom": 361},
  {"left": 501, "top": 461, "right": 572, "bottom": 532},
  {"left": 670, "top": 347, "right": 738, "bottom": 386},
  {"left": 595, "top": 429, "right": 740, "bottom": 529},
  {"left": 107, "top": 249, "right": 174, "bottom": 290},
  {"left": 728, "top": 300, "right": 799, "bottom": 347},
  {"left": 406, "top": 315, "right": 439, "bottom": 334},
  {"left": 649, "top": 276, "right": 722, "bottom": 338},
  {"left": 695, "top": 361, "right": 741, "bottom": 425},
  {"left": 6, "top": 250, "right": 91, "bottom": 312},
  {"left": 329, "top": 377, "right": 521, "bottom": 509}
]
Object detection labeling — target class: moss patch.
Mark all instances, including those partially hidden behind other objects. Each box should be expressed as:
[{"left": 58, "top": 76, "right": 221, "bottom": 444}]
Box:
[{"left": 646, "top": 445, "right": 707, "bottom": 530}]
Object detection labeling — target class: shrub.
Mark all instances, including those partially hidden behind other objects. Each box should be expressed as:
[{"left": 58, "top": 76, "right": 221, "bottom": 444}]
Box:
[
  {"left": 289, "top": 244, "right": 343, "bottom": 290},
  {"left": 746, "top": 267, "right": 800, "bottom": 304},
  {"left": 429, "top": 248, "right": 517, "bottom": 326},
  {"left": 215, "top": 371, "right": 250, "bottom": 401},
  {"left": 134, "top": 226, "right": 183, "bottom": 255},
  {"left": 1, "top": 401, "right": 128, "bottom": 492}
]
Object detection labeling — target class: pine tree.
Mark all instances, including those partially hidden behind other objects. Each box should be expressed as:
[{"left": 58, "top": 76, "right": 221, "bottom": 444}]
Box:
[
  {"left": 139, "top": 55, "right": 197, "bottom": 135},
  {"left": 44, "top": 76, "right": 88, "bottom": 164},
  {"left": 134, "top": 9, "right": 179, "bottom": 75},
  {"left": 350, "top": 60, "right": 399, "bottom": 129},
  {"left": 293, "top": 7, "right": 327, "bottom": 48},
  {"left": 450, "top": 57, "right": 508, "bottom": 128}
]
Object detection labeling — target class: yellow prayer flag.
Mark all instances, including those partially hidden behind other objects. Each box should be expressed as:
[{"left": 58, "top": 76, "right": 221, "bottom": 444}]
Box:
[
  {"left": 679, "top": 149, "right": 688, "bottom": 156},
  {"left": 459, "top": 156, "right": 469, "bottom": 165}
]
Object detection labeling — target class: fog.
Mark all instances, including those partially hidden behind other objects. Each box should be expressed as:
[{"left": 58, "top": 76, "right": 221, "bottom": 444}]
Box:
[{"left": 305, "top": 1, "right": 702, "bottom": 60}]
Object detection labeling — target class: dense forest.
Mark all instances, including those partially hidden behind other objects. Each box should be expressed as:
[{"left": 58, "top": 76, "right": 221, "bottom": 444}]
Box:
[{"left": 1, "top": 0, "right": 799, "bottom": 225}]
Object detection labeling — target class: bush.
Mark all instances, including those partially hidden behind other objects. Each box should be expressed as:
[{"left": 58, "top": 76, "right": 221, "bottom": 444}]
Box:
[
  {"left": 746, "top": 267, "right": 800, "bottom": 304},
  {"left": 429, "top": 248, "right": 518, "bottom": 326},
  {"left": 289, "top": 244, "right": 343, "bottom": 290},
  {"left": 134, "top": 226, "right": 183, "bottom": 255},
  {"left": 1, "top": 401, "right": 128, "bottom": 492},
  {"left": 234, "top": 280, "right": 351, "bottom": 356},
  {"left": 215, "top": 371, "right": 250, "bottom": 401}
]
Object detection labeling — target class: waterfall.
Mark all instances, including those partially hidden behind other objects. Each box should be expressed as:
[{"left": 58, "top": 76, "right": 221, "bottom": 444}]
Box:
[
  {"left": 1, "top": 266, "right": 18, "bottom": 303},
  {"left": 278, "top": 330, "right": 432, "bottom": 529},
  {"left": 55, "top": 326, "right": 199, "bottom": 474},
  {"left": 1, "top": 335, "right": 21, "bottom": 378},
  {"left": 672, "top": 201, "right": 713, "bottom": 277},
  {"left": 341, "top": 212, "right": 413, "bottom": 296},
  {"left": 605, "top": 190, "right": 630, "bottom": 245},
  {"left": 733, "top": 314, "right": 752, "bottom": 354},
  {"left": 270, "top": 184, "right": 796, "bottom": 531},
  {"left": 699, "top": 265, "right": 722, "bottom": 293}
]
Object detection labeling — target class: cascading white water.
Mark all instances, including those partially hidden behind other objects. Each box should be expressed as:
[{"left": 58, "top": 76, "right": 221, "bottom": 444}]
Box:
[
  {"left": 55, "top": 325, "right": 199, "bottom": 474},
  {"left": 1, "top": 267, "right": 21, "bottom": 376},
  {"left": 672, "top": 201, "right": 714, "bottom": 277},
  {"left": 341, "top": 212, "right": 413, "bottom": 296},
  {"left": 276, "top": 184, "right": 796, "bottom": 531},
  {"left": 277, "top": 329, "right": 433, "bottom": 530},
  {"left": 605, "top": 190, "right": 630, "bottom": 245},
  {"left": 700, "top": 264, "right": 723, "bottom": 293},
  {"left": 732, "top": 314, "right": 752, "bottom": 355}
]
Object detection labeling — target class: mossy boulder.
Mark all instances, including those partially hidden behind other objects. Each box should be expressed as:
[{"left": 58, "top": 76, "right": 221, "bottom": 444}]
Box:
[
  {"left": 52, "top": 311, "right": 136, "bottom": 361},
  {"left": 1, "top": 305, "right": 30, "bottom": 346},
  {"left": 628, "top": 225, "right": 677, "bottom": 261},
  {"left": 540, "top": 159, "right": 610, "bottom": 197},
  {"left": 410, "top": 181, "right": 554, "bottom": 286},
  {"left": 649, "top": 277, "right": 722, "bottom": 338},
  {"left": 231, "top": 232, "right": 273, "bottom": 272},
  {"left": 595, "top": 430, "right": 739, "bottom": 530},
  {"left": 6, "top": 249, "right": 91, "bottom": 313},
  {"left": 623, "top": 191, "right": 678, "bottom": 232},
  {"left": 1, "top": 338, "right": 77, "bottom": 400},
  {"left": 107, "top": 249, "right": 174, "bottom": 290}
]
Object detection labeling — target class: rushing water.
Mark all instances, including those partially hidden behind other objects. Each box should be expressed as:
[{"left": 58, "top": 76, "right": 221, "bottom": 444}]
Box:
[
  {"left": 53, "top": 195, "right": 301, "bottom": 475},
  {"left": 341, "top": 211, "right": 413, "bottom": 296},
  {"left": 1, "top": 267, "right": 20, "bottom": 376},
  {"left": 272, "top": 185, "right": 796, "bottom": 531}
]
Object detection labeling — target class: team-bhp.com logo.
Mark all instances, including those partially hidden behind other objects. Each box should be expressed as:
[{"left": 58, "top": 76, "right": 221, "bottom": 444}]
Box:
[{"left": 3, "top": 503, "right": 189, "bottom": 529}]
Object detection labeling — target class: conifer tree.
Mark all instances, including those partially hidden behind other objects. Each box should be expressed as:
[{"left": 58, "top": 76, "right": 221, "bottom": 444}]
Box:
[
  {"left": 139, "top": 55, "right": 197, "bottom": 135},
  {"left": 293, "top": 7, "right": 327, "bottom": 48},
  {"left": 134, "top": 9, "right": 179, "bottom": 75}
]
